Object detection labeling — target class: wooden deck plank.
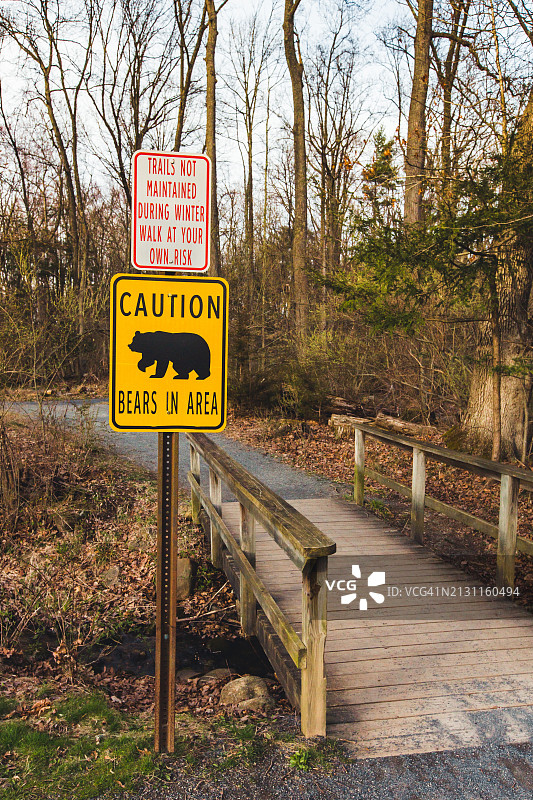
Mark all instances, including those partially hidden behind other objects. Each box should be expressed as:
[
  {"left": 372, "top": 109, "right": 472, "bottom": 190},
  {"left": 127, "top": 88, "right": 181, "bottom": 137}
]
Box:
[
  {"left": 326, "top": 613, "right": 533, "bottom": 631},
  {"left": 325, "top": 627, "right": 533, "bottom": 651},
  {"left": 221, "top": 497, "right": 533, "bottom": 758},
  {"left": 327, "top": 674, "right": 533, "bottom": 707},
  {"left": 327, "top": 687, "right": 533, "bottom": 723},
  {"left": 329, "top": 706, "right": 533, "bottom": 757},
  {"left": 324, "top": 634, "right": 533, "bottom": 661},
  {"left": 326, "top": 656, "right": 533, "bottom": 691}
]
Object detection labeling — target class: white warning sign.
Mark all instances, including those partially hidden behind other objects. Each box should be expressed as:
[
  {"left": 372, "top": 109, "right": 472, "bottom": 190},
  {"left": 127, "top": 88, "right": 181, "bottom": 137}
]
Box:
[{"left": 131, "top": 150, "right": 211, "bottom": 272}]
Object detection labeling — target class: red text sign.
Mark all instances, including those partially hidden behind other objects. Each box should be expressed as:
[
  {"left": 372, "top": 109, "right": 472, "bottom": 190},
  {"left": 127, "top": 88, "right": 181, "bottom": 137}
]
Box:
[{"left": 131, "top": 151, "right": 211, "bottom": 272}]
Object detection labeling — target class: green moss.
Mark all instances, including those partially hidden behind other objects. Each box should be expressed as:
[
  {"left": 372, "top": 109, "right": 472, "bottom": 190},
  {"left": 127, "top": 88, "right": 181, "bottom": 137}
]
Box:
[
  {"left": 0, "top": 696, "right": 17, "bottom": 717},
  {"left": 57, "top": 693, "right": 121, "bottom": 732},
  {"left": 0, "top": 694, "right": 167, "bottom": 800}
]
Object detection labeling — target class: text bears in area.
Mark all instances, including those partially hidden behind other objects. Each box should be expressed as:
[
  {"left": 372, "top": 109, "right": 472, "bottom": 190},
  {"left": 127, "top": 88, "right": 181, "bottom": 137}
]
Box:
[{"left": 117, "top": 390, "right": 219, "bottom": 416}]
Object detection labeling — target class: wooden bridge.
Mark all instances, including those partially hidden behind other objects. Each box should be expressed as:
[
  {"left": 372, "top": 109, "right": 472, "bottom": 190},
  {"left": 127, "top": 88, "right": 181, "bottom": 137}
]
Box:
[{"left": 186, "top": 425, "right": 533, "bottom": 759}]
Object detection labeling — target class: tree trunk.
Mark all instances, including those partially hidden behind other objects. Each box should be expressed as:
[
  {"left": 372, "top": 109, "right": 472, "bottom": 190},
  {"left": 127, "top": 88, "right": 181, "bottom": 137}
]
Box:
[
  {"left": 245, "top": 117, "right": 254, "bottom": 286},
  {"left": 319, "top": 149, "right": 327, "bottom": 333},
  {"left": 490, "top": 308, "right": 502, "bottom": 461},
  {"left": 464, "top": 91, "right": 533, "bottom": 460},
  {"left": 404, "top": 0, "right": 433, "bottom": 225},
  {"left": 205, "top": 0, "right": 221, "bottom": 277},
  {"left": 464, "top": 244, "right": 533, "bottom": 460},
  {"left": 283, "top": 0, "right": 308, "bottom": 354},
  {"left": 261, "top": 88, "right": 270, "bottom": 371},
  {"left": 174, "top": 3, "right": 207, "bottom": 151}
]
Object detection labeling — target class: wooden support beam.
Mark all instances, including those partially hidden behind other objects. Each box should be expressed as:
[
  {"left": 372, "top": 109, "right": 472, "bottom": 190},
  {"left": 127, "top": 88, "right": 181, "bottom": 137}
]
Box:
[
  {"left": 497, "top": 474, "right": 519, "bottom": 589},
  {"left": 354, "top": 429, "right": 365, "bottom": 505},
  {"left": 411, "top": 447, "right": 426, "bottom": 544},
  {"left": 301, "top": 556, "right": 327, "bottom": 738},
  {"left": 188, "top": 472, "right": 307, "bottom": 667},
  {"left": 189, "top": 444, "right": 201, "bottom": 524},
  {"left": 209, "top": 467, "right": 223, "bottom": 568},
  {"left": 239, "top": 502, "right": 257, "bottom": 636}
]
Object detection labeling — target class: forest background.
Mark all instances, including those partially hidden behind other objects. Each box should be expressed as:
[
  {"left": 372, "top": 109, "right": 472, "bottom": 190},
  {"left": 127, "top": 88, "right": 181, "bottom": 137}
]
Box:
[{"left": 1, "top": 0, "right": 533, "bottom": 463}]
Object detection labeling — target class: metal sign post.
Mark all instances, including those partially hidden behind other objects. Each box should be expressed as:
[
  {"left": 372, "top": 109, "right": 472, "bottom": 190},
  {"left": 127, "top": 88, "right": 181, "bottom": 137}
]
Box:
[
  {"left": 155, "top": 431, "right": 179, "bottom": 752},
  {"left": 108, "top": 150, "right": 226, "bottom": 755},
  {"left": 109, "top": 273, "right": 228, "bottom": 754}
]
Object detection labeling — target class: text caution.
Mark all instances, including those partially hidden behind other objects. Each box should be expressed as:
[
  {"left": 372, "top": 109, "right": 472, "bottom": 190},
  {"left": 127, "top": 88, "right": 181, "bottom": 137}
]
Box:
[{"left": 110, "top": 274, "right": 228, "bottom": 431}]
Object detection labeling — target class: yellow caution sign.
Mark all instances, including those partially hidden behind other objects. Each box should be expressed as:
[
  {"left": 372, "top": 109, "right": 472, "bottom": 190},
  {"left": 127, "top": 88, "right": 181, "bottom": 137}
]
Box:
[{"left": 110, "top": 274, "right": 228, "bottom": 431}]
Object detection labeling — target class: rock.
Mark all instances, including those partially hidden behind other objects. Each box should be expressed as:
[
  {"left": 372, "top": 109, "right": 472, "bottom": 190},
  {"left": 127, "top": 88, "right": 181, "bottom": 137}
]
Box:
[
  {"left": 177, "top": 667, "right": 202, "bottom": 682},
  {"left": 197, "top": 667, "right": 235, "bottom": 684},
  {"left": 238, "top": 696, "right": 274, "bottom": 713},
  {"left": 176, "top": 557, "right": 197, "bottom": 601},
  {"left": 101, "top": 565, "right": 120, "bottom": 587},
  {"left": 219, "top": 675, "right": 272, "bottom": 711}
]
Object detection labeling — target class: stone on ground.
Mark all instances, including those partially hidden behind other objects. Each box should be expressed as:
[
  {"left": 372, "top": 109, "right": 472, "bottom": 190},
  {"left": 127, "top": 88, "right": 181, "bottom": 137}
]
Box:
[
  {"left": 176, "top": 557, "right": 197, "bottom": 600},
  {"left": 219, "top": 675, "right": 274, "bottom": 712}
]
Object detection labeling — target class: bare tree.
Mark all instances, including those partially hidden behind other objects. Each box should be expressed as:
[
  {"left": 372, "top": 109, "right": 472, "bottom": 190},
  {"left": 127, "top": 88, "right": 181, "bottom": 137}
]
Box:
[
  {"left": 0, "top": 0, "right": 98, "bottom": 336},
  {"left": 430, "top": 0, "right": 471, "bottom": 205},
  {"left": 283, "top": 0, "right": 308, "bottom": 351},
  {"left": 462, "top": 2, "right": 533, "bottom": 459},
  {"left": 205, "top": 0, "right": 230, "bottom": 277},
  {"left": 306, "top": 6, "right": 364, "bottom": 329},
  {"left": 224, "top": 11, "right": 277, "bottom": 311},
  {"left": 88, "top": 0, "right": 182, "bottom": 207},
  {"left": 404, "top": 0, "right": 434, "bottom": 225},
  {"left": 174, "top": 0, "right": 208, "bottom": 150}
]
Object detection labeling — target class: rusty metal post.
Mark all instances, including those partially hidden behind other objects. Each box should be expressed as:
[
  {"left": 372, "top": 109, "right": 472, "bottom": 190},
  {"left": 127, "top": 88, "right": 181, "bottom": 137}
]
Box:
[{"left": 155, "top": 432, "right": 178, "bottom": 753}]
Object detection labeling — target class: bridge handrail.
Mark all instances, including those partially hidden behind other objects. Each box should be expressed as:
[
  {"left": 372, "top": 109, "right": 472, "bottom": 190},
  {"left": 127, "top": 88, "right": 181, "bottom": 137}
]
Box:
[
  {"left": 334, "top": 418, "right": 533, "bottom": 486},
  {"left": 186, "top": 432, "right": 336, "bottom": 568},
  {"left": 330, "top": 415, "right": 533, "bottom": 590},
  {"left": 186, "top": 431, "right": 335, "bottom": 738}
]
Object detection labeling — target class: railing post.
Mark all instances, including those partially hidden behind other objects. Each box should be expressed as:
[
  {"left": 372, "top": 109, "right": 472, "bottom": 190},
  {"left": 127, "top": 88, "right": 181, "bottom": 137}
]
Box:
[
  {"left": 209, "top": 468, "right": 223, "bottom": 568},
  {"left": 411, "top": 447, "right": 426, "bottom": 544},
  {"left": 189, "top": 444, "right": 201, "bottom": 524},
  {"left": 497, "top": 474, "right": 519, "bottom": 589},
  {"left": 354, "top": 429, "right": 365, "bottom": 505},
  {"left": 301, "top": 556, "right": 327, "bottom": 738},
  {"left": 239, "top": 503, "right": 256, "bottom": 635}
]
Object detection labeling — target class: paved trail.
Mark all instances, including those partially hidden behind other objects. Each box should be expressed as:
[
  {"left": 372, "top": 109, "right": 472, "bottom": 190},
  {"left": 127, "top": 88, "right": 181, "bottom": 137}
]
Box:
[{"left": 16, "top": 399, "right": 533, "bottom": 798}]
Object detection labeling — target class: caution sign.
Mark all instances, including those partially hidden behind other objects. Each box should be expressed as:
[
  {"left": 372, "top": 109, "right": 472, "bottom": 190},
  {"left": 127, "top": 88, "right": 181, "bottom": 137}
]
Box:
[
  {"left": 110, "top": 274, "right": 228, "bottom": 431},
  {"left": 131, "top": 151, "right": 210, "bottom": 272}
]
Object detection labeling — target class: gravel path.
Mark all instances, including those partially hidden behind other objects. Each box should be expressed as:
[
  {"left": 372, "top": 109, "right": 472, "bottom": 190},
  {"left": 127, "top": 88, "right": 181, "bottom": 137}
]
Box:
[
  {"left": 129, "top": 741, "right": 533, "bottom": 800},
  {"left": 14, "top": 400, "right": 533, "bottom": 798},
  {"left": 14, "top": 400, "right": 340, "bottom": 501}
]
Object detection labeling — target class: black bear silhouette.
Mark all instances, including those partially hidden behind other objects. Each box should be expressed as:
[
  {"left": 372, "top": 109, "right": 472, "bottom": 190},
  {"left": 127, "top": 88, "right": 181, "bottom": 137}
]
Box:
[{"left": 128, "top": 331, "right": 211, "bottom": 379}]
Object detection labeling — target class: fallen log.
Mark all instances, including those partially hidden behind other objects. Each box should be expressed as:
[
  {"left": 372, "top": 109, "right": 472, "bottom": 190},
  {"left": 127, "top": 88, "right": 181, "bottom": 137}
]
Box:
[
  {"left": 328, "top": 414, "right": 370, "bottom": 438},
  {"left": 329, "top": 413, "right": 438, "bottom": 439},
  {"left": 375, "top": 413, "right": 438, "bottom": 437}
]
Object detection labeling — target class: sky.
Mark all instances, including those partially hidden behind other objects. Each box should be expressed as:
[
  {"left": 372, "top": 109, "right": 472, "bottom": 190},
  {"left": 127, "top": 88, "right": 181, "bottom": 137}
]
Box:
[{"left": 0, "top": 0, "right": 405, "bottom": 208}]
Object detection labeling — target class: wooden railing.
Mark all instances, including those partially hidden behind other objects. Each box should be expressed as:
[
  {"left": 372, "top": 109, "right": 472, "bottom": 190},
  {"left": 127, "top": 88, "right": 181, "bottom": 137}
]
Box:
[
  {"left": 186, "top": 432, "right": 336, "bottom": 738},
  {"left": 331, "top": 416, "right": 533, "bottom": 590}
]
